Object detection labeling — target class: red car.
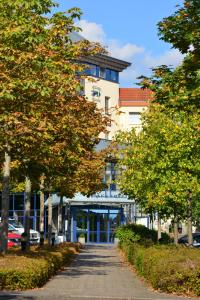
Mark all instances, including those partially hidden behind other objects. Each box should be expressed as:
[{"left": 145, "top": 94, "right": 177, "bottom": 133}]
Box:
[{"left": 8, "top": 232, "right": 21, "bottom": 248}]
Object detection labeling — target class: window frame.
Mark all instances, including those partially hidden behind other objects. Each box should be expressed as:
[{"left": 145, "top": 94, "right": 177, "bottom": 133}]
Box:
[{"left": 128, "top": 112, "right": 141, "bottom": 125}]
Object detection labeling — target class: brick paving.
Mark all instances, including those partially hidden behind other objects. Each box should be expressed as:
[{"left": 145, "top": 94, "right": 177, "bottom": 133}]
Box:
[{"left": 0, "top": 244, "right": 200, "bottom": 300}]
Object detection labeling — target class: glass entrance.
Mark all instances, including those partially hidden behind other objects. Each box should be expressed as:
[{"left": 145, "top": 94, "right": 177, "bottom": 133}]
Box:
[
  {"left": 89, "top": 211, "right": 98, "bottom": 242},
  {"left": 74, "top": 207, "right": 123, "bottom": 243}
]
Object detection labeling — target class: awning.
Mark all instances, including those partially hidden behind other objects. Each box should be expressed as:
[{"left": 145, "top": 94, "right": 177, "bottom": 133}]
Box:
[{"left": 45, "top": 193, "right": 134, "bottom": 206}]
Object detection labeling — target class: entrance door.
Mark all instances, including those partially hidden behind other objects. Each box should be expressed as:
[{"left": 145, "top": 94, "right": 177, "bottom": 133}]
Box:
[
  {"left": 74, "top": 208, "right": 123, "bottom": 243},
  {"left": 109, "top": 212, "right": 121, "bottom": 243},
  {"left": 99, "top": 213, "right": 108, "bottom": 243},
  {"left": 88, "top": 211, "right": 109, "bottom": 243},
  {"left": 89, "top": 212, "right": 98, "bottom": 242},
  {"left": 76, "top": 210, "right": 87, "bottom": 241}
]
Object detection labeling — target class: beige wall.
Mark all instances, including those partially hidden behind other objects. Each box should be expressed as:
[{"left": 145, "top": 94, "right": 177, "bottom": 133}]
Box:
[
  {"left": 84, "top": 77, "right": 120, "bottom": 139},
  {"left": 83, "top": 76, "right": 149, "bottom": 138},
  {"left": 118, "top": 106, "right": 148, "bottom": 133}
]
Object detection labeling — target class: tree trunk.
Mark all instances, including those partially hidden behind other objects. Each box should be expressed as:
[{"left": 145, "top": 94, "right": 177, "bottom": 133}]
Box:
[
  {"left": 48, "top": 193, "right": 52, "bottom": 246},
  {"left": 173, "top": 217, "right": 178, "bottom": 245},
  {"left": 24, "top": 176, "right": 31, "bottom": 250},
  {"left": 39, "top": 177, "right": 45, "bottom": 233},
  {"left": 187, "top": 192, "right": 193, "bottom": 246},
  {"left": 0, "top": 149, "right": 11, "bottom": 254},
  {"left": 157, "top": 214, "right": 162, "bottom": 241},
  {"left": 58, "top": 196, "right": 63, "bottom": 233}
]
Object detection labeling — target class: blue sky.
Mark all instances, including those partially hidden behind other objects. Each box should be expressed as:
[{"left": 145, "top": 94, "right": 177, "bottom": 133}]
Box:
[{"left": 55, "top": 0, "right": 184, "bottom": 87}]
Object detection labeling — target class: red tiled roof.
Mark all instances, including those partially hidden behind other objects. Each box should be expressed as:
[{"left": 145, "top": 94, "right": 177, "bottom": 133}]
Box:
[{"left": 119, "top": 88, "right": 153, "bottom": 107}]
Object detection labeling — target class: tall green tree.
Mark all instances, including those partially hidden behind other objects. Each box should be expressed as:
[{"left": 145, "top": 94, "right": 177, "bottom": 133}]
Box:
[
  {"left": 138, "top": 0, "right": 200, "bottom": 245},
  {"left": 116, "top": 104, "right": 200, "bottom": 243},
  {"left": 116, "top": 0, "right": 200, "bottom": 244}
]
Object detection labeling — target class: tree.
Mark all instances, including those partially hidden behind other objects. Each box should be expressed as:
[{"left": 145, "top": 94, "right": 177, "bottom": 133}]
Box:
[
  {"left": 116, "top": 0, "right": 200, "bottom": 244},
  {"left": 138, "top": 0, "right": 200, "bottom": 245},
  {"left": 116, "top": 104, "right": 200, "bottom": 243},
  {"left": 0, "top": 0, "right": 107, "bottom": 252}
]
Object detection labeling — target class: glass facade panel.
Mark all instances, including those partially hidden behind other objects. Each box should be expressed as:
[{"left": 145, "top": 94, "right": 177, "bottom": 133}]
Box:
[
  {"left": 85, "top": 64, "right": 98, "bottom": 76},
  {"left": 110, "top": 70, "right": 118, "bottom": 82},
  {"left": 100, "top": 214, "right": 108, "bottom": 231},
  {"left": 100, "top": 67, "right": 106, "bottom": 78},
  {"left": 77, "top": 211, "right": 87, "bottom": 230},
  {"left": 89, "top": 213, "right": 98, "bottom": 231},
  {"left": 90, "top": 232, "right": 97, "bottom": 243},
  {"left": 72, "top": 207, "right": 123, "bottom": 244},
  {"left": 14, "top": 194, "right": 24, "bottom": 210},
  {"left": 100, "top": 232, "right": 107, "bottom": 243},
  {"left": 85, "top": 65, "right": 119, "bottom": 83},
  {"left": 110, "top": 213, "right": 121, "bottom": 230},
  {"left": 109, "top": 231, "right": 115, "bottom": 243}
]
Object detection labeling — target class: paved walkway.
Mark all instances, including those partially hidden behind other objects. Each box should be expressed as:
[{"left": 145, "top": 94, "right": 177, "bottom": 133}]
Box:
[{"left": 1, "top": 244, "right": 200, "bottom": 300}]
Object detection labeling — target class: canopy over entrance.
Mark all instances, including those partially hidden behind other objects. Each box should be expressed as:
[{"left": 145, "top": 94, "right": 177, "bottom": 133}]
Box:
[{"left": 45, "top": 192, "right": 134, "bottom": 207}]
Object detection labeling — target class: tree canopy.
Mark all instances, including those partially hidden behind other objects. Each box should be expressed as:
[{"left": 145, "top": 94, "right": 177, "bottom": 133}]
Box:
[
  {"left": 115, "top": 0, "right": 200, "bottom": 244},
  {"left": 0, "top": 0, "right": 108, "bottom": 252}
]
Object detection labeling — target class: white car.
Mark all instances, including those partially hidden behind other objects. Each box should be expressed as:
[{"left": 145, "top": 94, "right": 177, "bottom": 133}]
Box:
[{"left": 8, "top": 219, "right": 40, "bottom": 245}]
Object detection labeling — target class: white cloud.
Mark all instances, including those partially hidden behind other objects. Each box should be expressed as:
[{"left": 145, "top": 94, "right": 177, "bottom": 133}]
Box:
[
  {"left": 77, "top": 19, "right": 184, "bottom": 86},
  {"left": 107, "top": 39, "right": 144, "bottom": 61},
  {"left": 77, "top": 20, "right": 106, "bottom": 44},
  {"left": 144, "top": 49, "right": 183, "bottom": 68},
  {"left": 77, "top": 19, "right": 144, "bottom": 61}
]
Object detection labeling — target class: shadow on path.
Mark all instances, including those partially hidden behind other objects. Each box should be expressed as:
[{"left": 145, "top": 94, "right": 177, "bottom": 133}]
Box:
[{"left": 1, "top": 245, "right": 200, "bottom": 300}]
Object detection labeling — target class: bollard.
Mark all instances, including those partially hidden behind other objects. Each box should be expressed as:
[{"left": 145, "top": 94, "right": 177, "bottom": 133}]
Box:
[
  {"left": 21, "top": 232, "right": 28, "bottom": 251},
  {"left": 51, "top": 232, "right": 56, "bottom": 246},
  {"left": 40, "top": 231, "right": 44, "bottom": 246}
]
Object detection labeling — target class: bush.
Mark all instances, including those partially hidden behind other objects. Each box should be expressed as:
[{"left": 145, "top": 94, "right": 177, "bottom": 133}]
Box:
[
  {"left": 0, "top": 242, "right": 80, "bottom": 290},
  {"left": 120, "top": 242, "right": 200, "bottom": 296},
  {"left": 116, "top": 226, "right": 140, "bottom": 244},
  {"left": 117, "top": 224, "right": 159, "bottom": 246},
  {"left": 116, "top": 223, "right": 172, "bottom": 246}
]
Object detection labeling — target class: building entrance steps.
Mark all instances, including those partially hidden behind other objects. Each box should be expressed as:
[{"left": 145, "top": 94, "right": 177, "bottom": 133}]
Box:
[{"left": 1, "top": 244, "right": 200, "bottom": 300}]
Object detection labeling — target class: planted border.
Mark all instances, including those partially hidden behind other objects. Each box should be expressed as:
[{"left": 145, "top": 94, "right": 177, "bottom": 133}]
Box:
[
  {"left": 118, "top": 224, "right": 200, "bottom": 296},
  {"left": 0, "top": 242, "right": 81, "bottom": 290}
]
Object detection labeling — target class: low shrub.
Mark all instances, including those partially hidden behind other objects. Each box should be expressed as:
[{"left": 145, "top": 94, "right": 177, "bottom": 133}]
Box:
[
  {"left": 116, "top": 223, "right": 171, "bottom": 246},
  {"left": 116, "top": 226, "right": 140, "bottom": 244},
  {"left": 120, "top": 242, "right": 200, "bottom": 296},
  {"left": 0, "top": 242, "right": 80, "bottom": 290}
]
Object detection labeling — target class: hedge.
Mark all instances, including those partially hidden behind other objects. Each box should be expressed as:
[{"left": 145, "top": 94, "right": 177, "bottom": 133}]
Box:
[
  {"left": 116, "top": 223, "right": 171, "bottom": 246},
  {"left": 118, "top": 224, "right": 200, "bottom": 296},
  {"left": 0, "top": 242, "right": 81, "bottom": 290}
]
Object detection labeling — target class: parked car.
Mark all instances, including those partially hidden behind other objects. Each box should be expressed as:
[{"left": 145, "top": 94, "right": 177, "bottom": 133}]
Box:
[
  {"left": 178, "top": 232, "right": 200, "bottom": 247},
  {"left": 8, "top": 232, "right": 21, "bottom": 248},
  {"left": 8, "top": 219, "right": 40, "bottom": 245}
]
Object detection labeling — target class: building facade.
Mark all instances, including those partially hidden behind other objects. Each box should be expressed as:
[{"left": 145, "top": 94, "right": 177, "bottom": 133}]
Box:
[
  {"left": 82, "top": 54, "right": 130, "bottom": 140},
  {"left": 119, "top": 88, "right": 152, "bottom": 133}
]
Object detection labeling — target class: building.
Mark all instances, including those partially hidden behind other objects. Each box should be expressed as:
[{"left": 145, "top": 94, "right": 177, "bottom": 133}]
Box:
[
  {"left": 119, "top": 88, "right": 153, "bottom": 133},
  {"left": 46, "top": 51, "right": 153, "bottom": 242},
  {"left": 82, "top": 54, "right": 130, "bottom": 140}
]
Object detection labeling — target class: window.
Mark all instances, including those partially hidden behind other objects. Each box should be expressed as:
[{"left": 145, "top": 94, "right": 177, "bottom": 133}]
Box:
[
  {"left": 110, "top": 70, "right": 118, "bottom": 82},
  {"left": 85, "top": 64, "right": 98, "bottom": 76},
  {"left": 103, "top": 69, "right": 119, "bottom": 82},
  {"left": 100, "top": 67, "right": 106, "bottom": 79},
  {"left": 85, "top": 65, "right": 119, "bottom": 82},
  {"left": 105, "top": 97, "right": 110, "bottom": 115},
  {"left": 129, "top": 112, "right": 141, "bottom": 125},
  {"left": 91, "top": 87, "right": 101, "bottom": 101},
  {"left": 106, "top": 69, "right": 118, "bottom": 82}
]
